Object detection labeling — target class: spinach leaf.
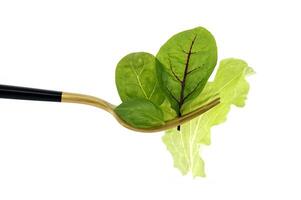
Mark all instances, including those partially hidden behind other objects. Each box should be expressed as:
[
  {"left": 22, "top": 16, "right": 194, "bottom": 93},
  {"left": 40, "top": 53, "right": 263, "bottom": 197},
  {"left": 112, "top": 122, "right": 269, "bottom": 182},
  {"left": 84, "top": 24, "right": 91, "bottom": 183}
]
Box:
[
  {"left": 159, "top": 98, "right": 177, "bottom": 121},
  {"left": 115, "top": 52, "right": 165, "bottom": 105},
  {"left": 115, "top": 98, "right": 165, "bottom": 129},
  {"left": 115, "top": 52, "right": 176, "bottom": 127},
  {"left": 156, "top": 27, "right": 218, "bottom": 116}
]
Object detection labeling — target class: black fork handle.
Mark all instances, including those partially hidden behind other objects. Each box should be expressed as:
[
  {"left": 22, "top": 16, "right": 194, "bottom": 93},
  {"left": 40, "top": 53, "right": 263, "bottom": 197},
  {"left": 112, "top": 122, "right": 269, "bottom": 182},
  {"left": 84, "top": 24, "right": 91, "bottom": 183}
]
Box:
[{"left": 0, "top": 84, "right": 62, "bottom": 102}]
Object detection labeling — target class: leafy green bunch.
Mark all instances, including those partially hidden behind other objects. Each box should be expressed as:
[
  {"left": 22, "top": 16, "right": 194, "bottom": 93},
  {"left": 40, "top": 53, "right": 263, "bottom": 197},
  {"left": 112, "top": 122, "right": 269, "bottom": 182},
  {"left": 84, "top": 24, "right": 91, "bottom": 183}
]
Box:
[{"left": 114, "top": 27, "right": 254, "bottom": 177}]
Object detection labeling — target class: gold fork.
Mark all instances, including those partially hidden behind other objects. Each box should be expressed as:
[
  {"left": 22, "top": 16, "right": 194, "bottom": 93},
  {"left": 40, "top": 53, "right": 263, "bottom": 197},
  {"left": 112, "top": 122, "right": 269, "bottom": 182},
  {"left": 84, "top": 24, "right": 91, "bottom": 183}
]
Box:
[{"left": 0, "top": 84, "right": 220, "bottom": 133}]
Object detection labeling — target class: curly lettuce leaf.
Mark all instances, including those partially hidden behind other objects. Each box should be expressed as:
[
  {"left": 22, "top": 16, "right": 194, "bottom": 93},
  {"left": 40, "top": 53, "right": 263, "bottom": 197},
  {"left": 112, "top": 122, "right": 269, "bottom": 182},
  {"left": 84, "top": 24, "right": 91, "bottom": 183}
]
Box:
[{"left": 162, "top": 58, "right": 254, "bottom": 177}]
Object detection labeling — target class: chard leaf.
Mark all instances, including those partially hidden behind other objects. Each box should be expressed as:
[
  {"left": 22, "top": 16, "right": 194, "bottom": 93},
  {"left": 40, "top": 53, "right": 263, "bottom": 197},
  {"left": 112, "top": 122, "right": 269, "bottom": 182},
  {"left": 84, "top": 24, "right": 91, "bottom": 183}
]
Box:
[
  {"left": 156, "top": 27, "right": 217, "bottom": 115},
  {"left": 115, "top": 98, "right": 165, "bottom": 129},
  {"left": 115, "top": 52, "right": 165, "bottom": 105},
  {"left": 162, "top": 58, "right": 254, "bottom": 177}
]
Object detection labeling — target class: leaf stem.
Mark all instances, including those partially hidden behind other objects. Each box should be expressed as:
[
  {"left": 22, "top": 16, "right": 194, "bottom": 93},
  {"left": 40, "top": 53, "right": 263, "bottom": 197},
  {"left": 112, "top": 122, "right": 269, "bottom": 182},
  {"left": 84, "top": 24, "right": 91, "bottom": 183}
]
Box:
[{"left": 177, "top": 35, "right": 197, "bottom": 130}]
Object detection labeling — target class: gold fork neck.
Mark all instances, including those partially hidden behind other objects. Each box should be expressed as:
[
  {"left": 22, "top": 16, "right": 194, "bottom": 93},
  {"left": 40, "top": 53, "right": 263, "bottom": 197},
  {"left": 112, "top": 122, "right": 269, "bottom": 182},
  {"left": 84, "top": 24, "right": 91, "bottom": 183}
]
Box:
[{"left": 61, "top": 92, "right": 116, "bottom": 113}]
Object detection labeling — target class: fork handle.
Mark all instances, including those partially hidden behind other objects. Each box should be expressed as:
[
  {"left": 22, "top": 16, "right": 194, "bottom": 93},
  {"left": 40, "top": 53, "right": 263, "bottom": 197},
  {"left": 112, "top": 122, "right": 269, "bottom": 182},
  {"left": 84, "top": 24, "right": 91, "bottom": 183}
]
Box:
[{"left": 0, "top": 84, "right": 62, "bottom": 102}]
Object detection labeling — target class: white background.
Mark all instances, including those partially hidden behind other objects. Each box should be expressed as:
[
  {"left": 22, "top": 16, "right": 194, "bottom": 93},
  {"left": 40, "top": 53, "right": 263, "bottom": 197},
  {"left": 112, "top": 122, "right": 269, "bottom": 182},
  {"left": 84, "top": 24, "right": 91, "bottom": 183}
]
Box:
[{"left": 0, "top": 0, "right": 300, "bottom": 199}]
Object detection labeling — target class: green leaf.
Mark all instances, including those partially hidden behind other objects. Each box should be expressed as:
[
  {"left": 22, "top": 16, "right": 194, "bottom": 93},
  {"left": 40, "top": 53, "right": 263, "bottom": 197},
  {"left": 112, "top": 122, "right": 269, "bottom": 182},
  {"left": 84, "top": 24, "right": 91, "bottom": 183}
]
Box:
[
  {"left": 162, "top": 58, "right": 254, "bottom": 177},
  {"left": 156, "top": 27, "right": 218, "bottom": 115},
  {"left": 115, "top": 98, "right": 165, "bottom": 129},
  {"left": 159, "top": 98, "right": 178, "bottom": 121},
  {"left": 115, "top": 52, "right": 165, "bottom": 105}
]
